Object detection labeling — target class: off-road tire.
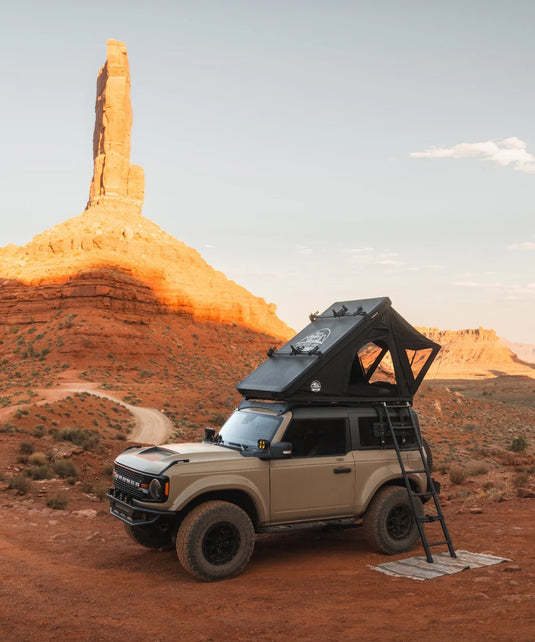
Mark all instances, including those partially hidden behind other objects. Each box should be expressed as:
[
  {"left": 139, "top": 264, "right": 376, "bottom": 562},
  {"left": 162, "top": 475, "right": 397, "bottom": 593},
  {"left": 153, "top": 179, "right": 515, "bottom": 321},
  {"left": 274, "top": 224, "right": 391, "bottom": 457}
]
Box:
[
  {"left": 422, "top": 438, "right": 434, "bottom": 473},
  {"left": 124, "top": 523, "right": 174, "bottom": 549},
  {"left": 176, "top": 500, "right": 255, "bottom": 582},
  {"left": 363, "top": 486, "right": 423, "bottom": 555}
]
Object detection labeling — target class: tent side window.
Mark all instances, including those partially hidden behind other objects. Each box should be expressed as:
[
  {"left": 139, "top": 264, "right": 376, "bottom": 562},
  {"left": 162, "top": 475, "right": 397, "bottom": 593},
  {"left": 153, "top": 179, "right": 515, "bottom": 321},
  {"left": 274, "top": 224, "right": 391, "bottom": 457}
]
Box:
[{"left": 350, "top": 341, "right": 397, "bottom": 387}]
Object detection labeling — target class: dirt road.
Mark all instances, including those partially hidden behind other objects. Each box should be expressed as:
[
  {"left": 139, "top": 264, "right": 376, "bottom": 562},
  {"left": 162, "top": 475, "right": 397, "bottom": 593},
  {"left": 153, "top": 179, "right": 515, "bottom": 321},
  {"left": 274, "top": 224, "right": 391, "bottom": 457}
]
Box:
[{"left": 33, "top": 383, "right": 174, "bottom": 445}]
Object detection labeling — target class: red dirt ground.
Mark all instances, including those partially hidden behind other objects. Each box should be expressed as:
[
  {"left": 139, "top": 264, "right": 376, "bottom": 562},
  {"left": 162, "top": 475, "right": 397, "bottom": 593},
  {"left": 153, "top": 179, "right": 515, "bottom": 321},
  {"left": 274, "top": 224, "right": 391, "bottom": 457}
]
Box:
[
  {"left": 0, "top": 493, "right": 533, "bottom": 641},
  {"left": 1, "top": 310, "right": 534, "bottom": 641}
]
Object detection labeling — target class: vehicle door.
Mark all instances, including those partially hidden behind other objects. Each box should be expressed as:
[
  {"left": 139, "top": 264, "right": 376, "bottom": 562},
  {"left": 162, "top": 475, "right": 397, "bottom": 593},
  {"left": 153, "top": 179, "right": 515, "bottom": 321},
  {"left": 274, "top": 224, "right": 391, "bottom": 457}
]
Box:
[{"left": 269, "top": 417, "right": 355, "bottom": 522}]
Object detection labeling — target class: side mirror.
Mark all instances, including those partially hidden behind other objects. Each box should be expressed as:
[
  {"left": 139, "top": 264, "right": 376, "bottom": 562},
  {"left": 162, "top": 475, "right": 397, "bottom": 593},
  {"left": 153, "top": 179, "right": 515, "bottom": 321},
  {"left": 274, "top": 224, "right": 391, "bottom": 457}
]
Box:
[{"left": 259, "top": 442, "right": 292, "bottom": 460}]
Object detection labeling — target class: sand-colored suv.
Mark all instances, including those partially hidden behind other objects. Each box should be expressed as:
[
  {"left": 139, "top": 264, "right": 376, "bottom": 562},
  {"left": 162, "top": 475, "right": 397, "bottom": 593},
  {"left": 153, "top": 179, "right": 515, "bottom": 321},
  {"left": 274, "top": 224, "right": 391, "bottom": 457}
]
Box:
[{"left": 108, "top": 297, "right": 440, "bottom": 581}]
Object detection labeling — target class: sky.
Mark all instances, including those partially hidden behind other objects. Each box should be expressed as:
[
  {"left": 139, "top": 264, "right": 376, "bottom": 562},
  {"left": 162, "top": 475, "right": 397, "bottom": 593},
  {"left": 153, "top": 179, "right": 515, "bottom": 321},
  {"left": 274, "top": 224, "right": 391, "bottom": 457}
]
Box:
[{"left": 1, "top": 1, "right": 534, "bottom": 343}]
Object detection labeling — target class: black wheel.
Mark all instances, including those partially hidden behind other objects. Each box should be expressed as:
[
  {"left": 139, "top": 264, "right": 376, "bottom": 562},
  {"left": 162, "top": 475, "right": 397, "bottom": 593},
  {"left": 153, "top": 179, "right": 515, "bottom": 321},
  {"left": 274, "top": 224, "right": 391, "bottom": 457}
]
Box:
[
  {"left": 363, "top": 486, "right": 423, "bottom": 555},
  {"left": 176, "top": 501, "right": 255, "bottom": 582},
  {"left": 124, "top": 522, "right": 174, "bottom": 549},
  {"left": 422, "top": 438, "right": 434, "bottom": 473}
]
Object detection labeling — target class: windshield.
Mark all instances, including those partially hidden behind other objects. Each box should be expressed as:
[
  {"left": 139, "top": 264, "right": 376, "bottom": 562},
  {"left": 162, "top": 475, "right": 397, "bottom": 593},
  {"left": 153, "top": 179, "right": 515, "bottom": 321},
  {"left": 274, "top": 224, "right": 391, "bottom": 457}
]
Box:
[{"left": 217, "top": 410, "right": 283, "bottom": 451}]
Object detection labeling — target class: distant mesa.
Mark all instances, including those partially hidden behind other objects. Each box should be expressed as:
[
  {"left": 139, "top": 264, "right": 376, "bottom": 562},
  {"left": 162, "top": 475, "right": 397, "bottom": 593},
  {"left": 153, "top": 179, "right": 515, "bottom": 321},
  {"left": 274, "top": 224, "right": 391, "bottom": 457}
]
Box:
[
  {"left": 0, "top": 40, "right": 293, "bottom": 340},
  {"left": 420, "top": 326, "right": 535, "bottom": 379}
]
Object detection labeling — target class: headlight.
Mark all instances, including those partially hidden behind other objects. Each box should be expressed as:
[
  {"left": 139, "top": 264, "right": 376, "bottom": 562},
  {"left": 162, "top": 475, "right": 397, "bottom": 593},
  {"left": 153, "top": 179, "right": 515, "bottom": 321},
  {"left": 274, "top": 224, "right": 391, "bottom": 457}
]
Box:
[{"left": 148, "top": 478, "right": 163, "bottom": 500}]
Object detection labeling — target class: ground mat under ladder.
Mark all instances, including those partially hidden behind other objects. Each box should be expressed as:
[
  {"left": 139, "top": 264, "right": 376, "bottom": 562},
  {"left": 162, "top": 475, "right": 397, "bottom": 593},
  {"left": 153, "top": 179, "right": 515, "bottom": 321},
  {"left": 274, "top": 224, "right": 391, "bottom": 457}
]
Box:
[{"left": 373, "top": 550, "right": 509, "bottom": 580}]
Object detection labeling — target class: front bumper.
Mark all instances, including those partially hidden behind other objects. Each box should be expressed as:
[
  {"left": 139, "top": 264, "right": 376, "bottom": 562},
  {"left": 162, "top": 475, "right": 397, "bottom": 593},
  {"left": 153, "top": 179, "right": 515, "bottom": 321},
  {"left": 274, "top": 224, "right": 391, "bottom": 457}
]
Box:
[{"left": 108, "top": 489, "right": 173, "bottom": 526}]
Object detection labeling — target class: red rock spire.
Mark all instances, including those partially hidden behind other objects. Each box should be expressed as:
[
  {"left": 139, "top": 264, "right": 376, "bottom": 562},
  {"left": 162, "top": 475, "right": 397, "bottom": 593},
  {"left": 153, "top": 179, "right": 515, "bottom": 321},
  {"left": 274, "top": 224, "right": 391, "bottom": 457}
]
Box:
[{"left": 87, "top": 39, "right": 144, "bottom": 213}]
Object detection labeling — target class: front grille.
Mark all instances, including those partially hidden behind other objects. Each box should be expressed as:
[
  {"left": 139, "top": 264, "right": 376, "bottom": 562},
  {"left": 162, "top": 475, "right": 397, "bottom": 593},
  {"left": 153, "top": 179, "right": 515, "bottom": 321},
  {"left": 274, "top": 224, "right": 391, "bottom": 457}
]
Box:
[{"left": 114, "top": 465, "right": 146, "bottom": 500}]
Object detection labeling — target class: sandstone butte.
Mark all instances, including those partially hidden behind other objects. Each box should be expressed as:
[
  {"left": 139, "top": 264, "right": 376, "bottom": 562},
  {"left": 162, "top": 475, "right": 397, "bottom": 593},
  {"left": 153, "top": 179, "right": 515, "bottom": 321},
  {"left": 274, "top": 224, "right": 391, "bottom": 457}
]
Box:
[{"left": 0, "top": 40, "right": 293, "bottom": 341}]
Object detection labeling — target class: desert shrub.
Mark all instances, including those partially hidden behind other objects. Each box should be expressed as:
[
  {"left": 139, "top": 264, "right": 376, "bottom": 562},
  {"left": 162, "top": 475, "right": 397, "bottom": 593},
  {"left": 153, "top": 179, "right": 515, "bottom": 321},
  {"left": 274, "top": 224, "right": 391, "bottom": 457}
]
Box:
[
  {"left": 54, "top": 427, "right": 101, "bottom": 450},
  {"left": 115, "top": 433, "right": 127, "bottom": 441},
  {"left": 33, "top": 424, "right": 46, "bottom": 437},
  {"left": 28, "top": 451, "right": 48, "bottom": 466},
  {"left": 26, "top": 464, "right": 52, "bottom": 480},
  {"left": 512, "top": 471, "right": 531, "bottom": 488},
  {"left": 53, "top": 459, "right": 77, "bottom": 479},
  {"left": 0, "top": 424, "right": 16, "bottom": 434},
  {"left": 463, "top": 423, "right": 480, "bottom": 433},
  {"left": 210, "top": 412, "right": 227, "bottom": 426},
  {"left": 14, "top": 408, "right": 30, "bottom": 419},
  {"left": 88, "top": 480, "right": 109, "bottom": 500},
  {"left": 46, "top": 494, "right": 68, "bottom": 510},
  {"left": 448, "top": 466, "right": 468, "bottom": 485},
  {"left": 63, "top": 313, "right": 76, "bottom": 328},
  {"left": 8, "top": 475, "right": 31, "bottom": 494},
  {"left": 468, "top": 462, "right": 490, "bottom": 476},
  {"left": 19, "top": 441, "right": 35, "bottom": 455},
  {"left": 102, "top": 463, "right": 114, "bottom": 478},
  {"left": 510, "top": 436, "right": 528, "bottom": 453}
]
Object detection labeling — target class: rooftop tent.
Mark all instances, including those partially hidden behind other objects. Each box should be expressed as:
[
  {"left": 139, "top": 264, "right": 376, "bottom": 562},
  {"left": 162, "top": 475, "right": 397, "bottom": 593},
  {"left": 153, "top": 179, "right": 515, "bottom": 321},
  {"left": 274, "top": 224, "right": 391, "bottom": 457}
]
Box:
[{"left": 237, "top": 297, "right": 441, "bottom": 403}]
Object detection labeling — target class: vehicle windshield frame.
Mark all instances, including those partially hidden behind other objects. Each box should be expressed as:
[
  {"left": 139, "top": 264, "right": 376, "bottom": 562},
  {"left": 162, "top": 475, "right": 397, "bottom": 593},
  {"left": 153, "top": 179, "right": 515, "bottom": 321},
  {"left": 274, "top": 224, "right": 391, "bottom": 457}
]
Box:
[{"left": 217, "top": 410, "right": 283, "bottom": 452}]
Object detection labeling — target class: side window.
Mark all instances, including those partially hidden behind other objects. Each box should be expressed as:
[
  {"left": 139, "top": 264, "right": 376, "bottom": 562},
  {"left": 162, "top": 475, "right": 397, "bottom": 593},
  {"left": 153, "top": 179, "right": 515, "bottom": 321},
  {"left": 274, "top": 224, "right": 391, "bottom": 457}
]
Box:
[
  {"left": 355, "top": 415, "right": 417, "bottom": 450},
  {"left": 283, "top": 418, "right": 348, "bottom": 457},
  {"left": 358, "top": 416, "right": 382, "bottom": 448}
]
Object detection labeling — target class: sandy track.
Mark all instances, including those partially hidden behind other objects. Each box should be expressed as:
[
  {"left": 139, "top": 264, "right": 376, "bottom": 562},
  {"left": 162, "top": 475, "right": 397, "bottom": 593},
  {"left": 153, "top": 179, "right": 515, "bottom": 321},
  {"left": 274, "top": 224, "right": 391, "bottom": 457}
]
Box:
[{"left": 31, "top": 383, "right": 174, "bottom": 445}]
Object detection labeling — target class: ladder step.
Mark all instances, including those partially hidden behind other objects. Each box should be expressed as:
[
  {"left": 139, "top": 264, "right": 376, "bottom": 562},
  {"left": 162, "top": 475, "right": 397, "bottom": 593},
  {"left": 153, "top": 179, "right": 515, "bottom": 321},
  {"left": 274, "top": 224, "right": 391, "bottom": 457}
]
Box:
[
  {"left": 407, "top": 469, "right": 428, "bottom": 474},
  {"left": 427, "top": 540, "right": 448, "bottom": 547}
]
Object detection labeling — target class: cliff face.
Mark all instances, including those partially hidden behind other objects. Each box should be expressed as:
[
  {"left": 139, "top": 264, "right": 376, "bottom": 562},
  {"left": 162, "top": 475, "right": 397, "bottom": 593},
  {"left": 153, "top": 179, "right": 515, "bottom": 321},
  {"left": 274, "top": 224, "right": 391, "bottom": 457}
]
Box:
[
  {"left": 0, "top": 40, "right": 293, "bottom": 341},
  {"left": 419, "top": 327, "right": 535, "bottom": 378}
]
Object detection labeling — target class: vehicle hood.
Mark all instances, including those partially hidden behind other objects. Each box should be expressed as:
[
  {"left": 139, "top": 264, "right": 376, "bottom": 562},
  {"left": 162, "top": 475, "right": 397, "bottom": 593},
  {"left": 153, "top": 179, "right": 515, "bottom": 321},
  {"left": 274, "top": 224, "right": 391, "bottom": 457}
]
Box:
[{"left": 115, "top": 442, "right": 244, "bottom": 475}]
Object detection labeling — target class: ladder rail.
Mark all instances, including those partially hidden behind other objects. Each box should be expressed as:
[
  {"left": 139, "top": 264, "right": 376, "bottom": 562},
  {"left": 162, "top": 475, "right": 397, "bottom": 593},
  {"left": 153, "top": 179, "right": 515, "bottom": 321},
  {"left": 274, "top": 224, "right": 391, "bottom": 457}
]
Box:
[{"left": 379, "top": 402, "right": 456, "bottom": 563}]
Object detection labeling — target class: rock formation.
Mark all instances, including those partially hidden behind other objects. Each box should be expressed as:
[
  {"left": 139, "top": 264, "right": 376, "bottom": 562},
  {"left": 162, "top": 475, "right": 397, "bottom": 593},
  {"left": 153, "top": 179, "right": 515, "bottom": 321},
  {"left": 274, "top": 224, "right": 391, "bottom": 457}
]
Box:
[
  {"left": 0, "top": 40, "right": 293, "bottom": 340},
  {"left": 419, "top": 327, "right": 534, "bottom": 378},
  {"left": 87, "top": 39, "right": 144, "bottom": 213}
]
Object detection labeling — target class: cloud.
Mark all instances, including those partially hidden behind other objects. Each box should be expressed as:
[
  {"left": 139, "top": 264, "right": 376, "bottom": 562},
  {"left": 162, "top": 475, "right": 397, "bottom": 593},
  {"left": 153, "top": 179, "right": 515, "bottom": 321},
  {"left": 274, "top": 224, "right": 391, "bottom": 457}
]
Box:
[
  {"left": 449, "top": 281, "right": 506, "bottom": 288},
  {"left": 449, "top": 280, "right": 535, "bottom": 300},
  {"left": 410, "top": 137, "right": 535, "bottom": 174},
  {"left": 341, "top": 247, "right": 375, "bottom": 254},
  {"left": 507, "top": 241, "right": 535, "bottom": 250},
  {"left": 296, "top": 245, "right": 313, "bottom": 255}
]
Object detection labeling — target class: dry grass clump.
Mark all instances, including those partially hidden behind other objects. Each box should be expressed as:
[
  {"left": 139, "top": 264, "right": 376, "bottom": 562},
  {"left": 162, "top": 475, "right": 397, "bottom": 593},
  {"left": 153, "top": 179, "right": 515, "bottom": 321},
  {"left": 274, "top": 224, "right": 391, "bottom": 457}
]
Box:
[
  {"left": 468, "top": 462, "right": 490, "bottom": 476},
  {"left": 52, "top": 459, "right": 77, "bottom": 479},
  {"left": 448, "top": 465, "right": 468, "bottom": 485},
  {"left": 19, "top": 441, "right": 35, "bottom": 455},
  {"left": 28, "top": 451, "right": 48, "bottom": 466},
  {"left": 510, "top": 436, "right": 528, "bottom": 453},
  {"left": 8, "top": 475, "right": 31, "bottom": 494},
  {"left": 512, "top": 471, "right": 531, "bottom": 488},
  {"left": 46, "top": 493, "right": 68, "bottom": 510},
  {"left": 53, "top": 427, "right": 101, "bottom": 451}
]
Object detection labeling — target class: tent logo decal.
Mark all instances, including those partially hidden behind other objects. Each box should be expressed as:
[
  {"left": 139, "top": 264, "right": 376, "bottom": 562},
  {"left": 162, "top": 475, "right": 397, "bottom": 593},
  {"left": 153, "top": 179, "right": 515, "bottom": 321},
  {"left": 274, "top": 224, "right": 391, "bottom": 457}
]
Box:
[{"left": 295, "top": 328, "right": 331, "bottom": 352}]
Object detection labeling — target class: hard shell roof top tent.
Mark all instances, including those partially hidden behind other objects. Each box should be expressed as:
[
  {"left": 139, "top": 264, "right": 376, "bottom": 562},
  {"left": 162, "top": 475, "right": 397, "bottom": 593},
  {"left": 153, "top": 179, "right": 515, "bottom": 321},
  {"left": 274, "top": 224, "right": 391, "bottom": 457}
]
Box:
[{"left": 237, "top": 297, "right": 440, "bottom": 405}]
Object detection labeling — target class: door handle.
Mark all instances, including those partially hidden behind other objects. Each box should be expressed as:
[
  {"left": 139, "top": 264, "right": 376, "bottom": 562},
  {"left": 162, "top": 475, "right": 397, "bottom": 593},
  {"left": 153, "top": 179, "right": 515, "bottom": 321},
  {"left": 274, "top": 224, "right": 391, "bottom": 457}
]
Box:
[{"left": 333, "top": 467, "right": 352, "bottom": 474}]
